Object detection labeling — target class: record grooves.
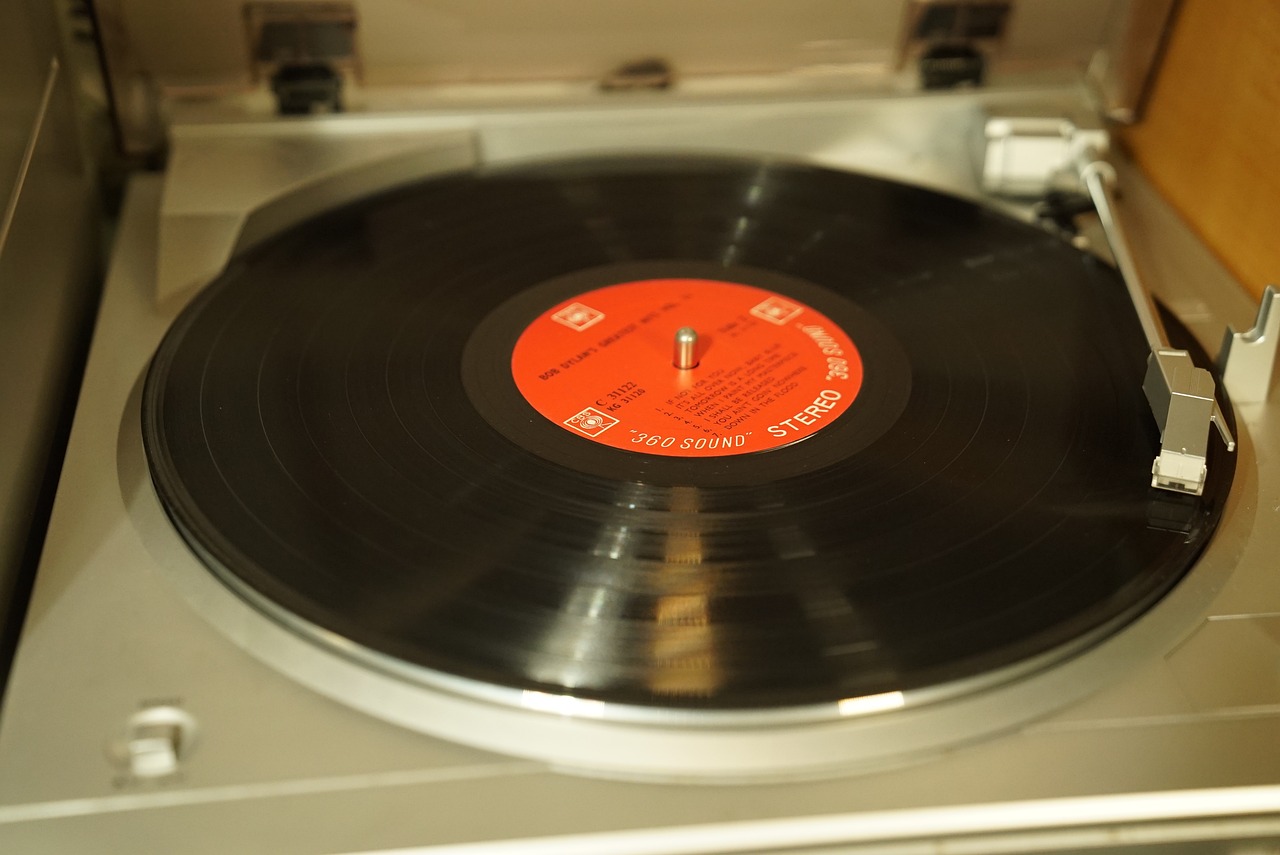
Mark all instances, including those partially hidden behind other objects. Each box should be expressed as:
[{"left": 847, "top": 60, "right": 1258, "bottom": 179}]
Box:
[{"left": 141, "top": 156, "right": 1234, "bottom": 712}]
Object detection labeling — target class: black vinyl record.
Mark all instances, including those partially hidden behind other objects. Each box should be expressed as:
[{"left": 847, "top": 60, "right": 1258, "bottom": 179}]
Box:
[{"left": 141, "top": 155, "right": 1233, "bottom": 710}]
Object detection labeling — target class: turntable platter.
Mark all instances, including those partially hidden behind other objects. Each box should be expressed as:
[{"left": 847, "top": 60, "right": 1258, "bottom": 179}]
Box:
[{"left": 140, "top": 156, "right": 1233, "bottom": 713}]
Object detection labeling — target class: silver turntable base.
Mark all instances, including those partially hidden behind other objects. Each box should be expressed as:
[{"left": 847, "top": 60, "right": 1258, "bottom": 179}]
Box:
[{"left": 1, "top": 93, "right": 1278, "bottom": 854}]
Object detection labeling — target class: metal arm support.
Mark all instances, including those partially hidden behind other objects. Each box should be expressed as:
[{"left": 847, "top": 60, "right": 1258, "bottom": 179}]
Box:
[{"left": 1220, "top": 285, "right": 1280, "bottom": 405}]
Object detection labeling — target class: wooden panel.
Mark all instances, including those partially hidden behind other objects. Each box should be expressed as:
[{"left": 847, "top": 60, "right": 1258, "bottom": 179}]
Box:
[{"left": 1121, "top": 0, "right": 1280, "bottom": 301}]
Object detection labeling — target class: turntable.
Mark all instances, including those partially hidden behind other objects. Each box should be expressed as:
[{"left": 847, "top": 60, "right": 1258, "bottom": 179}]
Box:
[{"left": 1, "top": 1, "right": 1279, "bottom": 852}]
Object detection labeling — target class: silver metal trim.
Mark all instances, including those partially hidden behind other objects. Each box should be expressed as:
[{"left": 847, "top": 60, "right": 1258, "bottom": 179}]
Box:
[{"left": 0, "top": 58, "right": 60, "bottom": 255}]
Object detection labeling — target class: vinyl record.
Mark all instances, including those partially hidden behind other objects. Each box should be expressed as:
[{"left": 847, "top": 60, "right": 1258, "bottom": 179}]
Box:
[{"left": 141, "top": 155, "right": 1233, "bottom": 712}]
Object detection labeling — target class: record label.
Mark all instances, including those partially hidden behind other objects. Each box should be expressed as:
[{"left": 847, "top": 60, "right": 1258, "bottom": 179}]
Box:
[{"left": 510, "top": 279, "right": 862, "bottom": 456}]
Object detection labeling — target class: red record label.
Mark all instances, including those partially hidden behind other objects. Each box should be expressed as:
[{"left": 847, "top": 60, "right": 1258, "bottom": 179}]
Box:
[{"left": 511, "top": 279, "right": 863, "bottom": 456}]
